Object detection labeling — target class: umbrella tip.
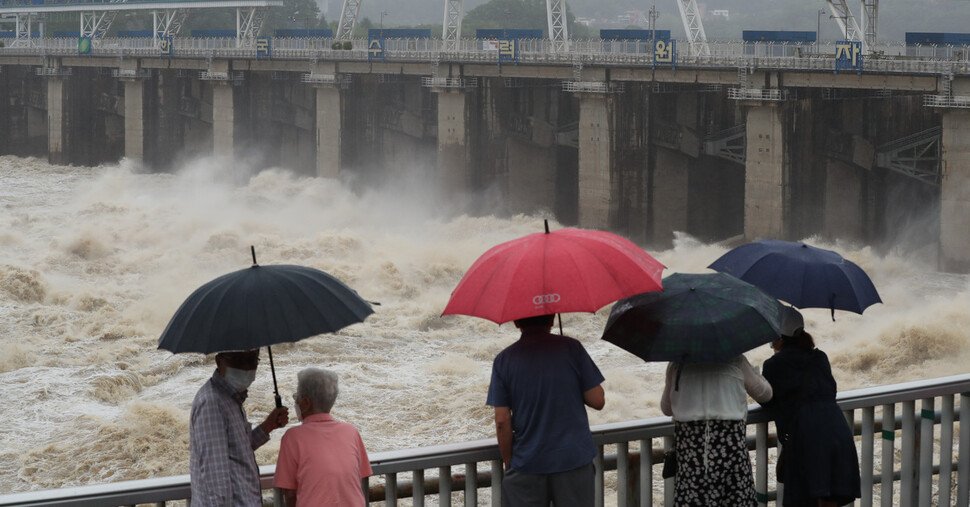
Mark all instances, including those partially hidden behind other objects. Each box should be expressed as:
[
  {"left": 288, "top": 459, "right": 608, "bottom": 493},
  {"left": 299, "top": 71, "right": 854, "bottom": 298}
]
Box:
[
  {"left": 544, "top": 219, "right": 550, "bottom": 234},
  {"left": 251, "top": 245, "right": 258, "bottom": 267}
]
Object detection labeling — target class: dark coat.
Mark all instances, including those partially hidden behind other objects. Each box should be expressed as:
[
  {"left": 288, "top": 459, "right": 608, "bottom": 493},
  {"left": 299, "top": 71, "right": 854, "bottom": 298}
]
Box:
[{"left": 762, "top": 347, "right": 861, "bottom": 506}]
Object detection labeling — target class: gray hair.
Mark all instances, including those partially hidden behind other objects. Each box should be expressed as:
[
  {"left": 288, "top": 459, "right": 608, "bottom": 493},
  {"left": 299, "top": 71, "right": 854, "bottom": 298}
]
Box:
[{"left": 297, "top": 368, "right": 339, "bottom": 414}]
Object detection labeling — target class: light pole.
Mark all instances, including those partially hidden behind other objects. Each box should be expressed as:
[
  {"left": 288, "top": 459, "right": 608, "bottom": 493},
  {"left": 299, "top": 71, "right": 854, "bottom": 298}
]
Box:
[
  {"left": 649, "top": 1, "right": 658, "bottom": 50},
  {"left": 816, "top": 8, "right": 824, "bottom": 53},
  {"left": 380, "top": 10, "right": 387, "bottom": 38}
]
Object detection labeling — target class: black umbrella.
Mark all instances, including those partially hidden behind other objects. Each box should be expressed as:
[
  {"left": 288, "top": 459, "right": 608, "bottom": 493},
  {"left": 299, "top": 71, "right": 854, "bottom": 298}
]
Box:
[
  {"left": 708, "top": 239, "right": 881, "bottom": 320},
  {"left": 158, "top": 247, "right": 374, "bottom": 407},
  {"left": 602, "top": 272, "right": 786, "bottom": 363}
]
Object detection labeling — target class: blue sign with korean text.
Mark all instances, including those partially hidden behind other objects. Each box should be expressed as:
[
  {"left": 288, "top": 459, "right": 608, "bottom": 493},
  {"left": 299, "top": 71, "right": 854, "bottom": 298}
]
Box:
[
  {"left": 256, "top": 36, "right": 271, "bottom": 60},
  {"left": 368, "top": 37, "right": 385, "bottom": 61},
  {"left": 159, "top": 36, "right": 174, "bottom": 57},
  {"left": 654, "top": 39, "right": 676, "bottom": 65},
  {"left": 498, "top": 39, "right": 518, "bottom": 63},
  {"left": 834, "top": 40, "right": 863, "bottom": 72}
]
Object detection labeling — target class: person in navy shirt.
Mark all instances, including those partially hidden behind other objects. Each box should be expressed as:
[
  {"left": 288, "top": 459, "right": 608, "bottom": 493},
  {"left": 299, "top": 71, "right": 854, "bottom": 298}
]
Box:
[{"left": 486, "top": 314, "right": 606, "bottom": 506}]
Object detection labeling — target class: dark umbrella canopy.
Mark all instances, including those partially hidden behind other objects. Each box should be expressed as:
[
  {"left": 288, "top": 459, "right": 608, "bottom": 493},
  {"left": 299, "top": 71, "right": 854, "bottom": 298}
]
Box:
[
  {"left": 602, "top": 272, "right": 786, "bottom": 363},
  {"left": 158, "top": 264, "right": 374, "bottom": 354},
  {"left": 707, "top": 238, "right": 881, "bottom": 318}
]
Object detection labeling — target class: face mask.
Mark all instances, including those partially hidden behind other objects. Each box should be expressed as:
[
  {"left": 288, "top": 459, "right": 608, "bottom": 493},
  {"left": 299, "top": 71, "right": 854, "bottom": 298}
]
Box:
[{"left": 224, "top": 367, "right": 257, "bottom": 392}]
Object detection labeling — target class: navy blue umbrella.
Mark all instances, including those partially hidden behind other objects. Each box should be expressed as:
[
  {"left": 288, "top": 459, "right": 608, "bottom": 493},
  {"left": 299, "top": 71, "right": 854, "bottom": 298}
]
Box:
[
  {"left": 158, "top": 247, "right": 374, "bottom": 406},
  {"left": 708, "top": 239, "right": 881, "bottom": 319},
  {"left": 602, "top": 272, "right": 786, "bottom": 363}
]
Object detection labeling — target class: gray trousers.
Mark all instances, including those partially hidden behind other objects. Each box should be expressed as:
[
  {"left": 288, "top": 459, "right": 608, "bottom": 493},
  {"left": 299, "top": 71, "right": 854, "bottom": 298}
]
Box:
[{"left": 501, "top": 461, "right": 595, "bottom": 507}]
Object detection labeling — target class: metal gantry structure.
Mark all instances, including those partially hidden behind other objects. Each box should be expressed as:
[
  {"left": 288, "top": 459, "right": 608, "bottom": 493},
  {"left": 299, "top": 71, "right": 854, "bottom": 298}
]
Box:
[
  {"left": 334, "top": 0, "right": 361, "bottom": 41},
  {"left": 0, "top": 0, "right": 281, "bottom": 48},
  {"left": 441, "top": 0, "right": 462, "bottom": 51},
  {"left": 826, "top": 0, "right": 880, "bottom": 53},
  {"left": 676, "top": 0, "right": 711, "bottom": 57},
  {"left": 546, "top": 0, "right": 569, "bottom": 53}
]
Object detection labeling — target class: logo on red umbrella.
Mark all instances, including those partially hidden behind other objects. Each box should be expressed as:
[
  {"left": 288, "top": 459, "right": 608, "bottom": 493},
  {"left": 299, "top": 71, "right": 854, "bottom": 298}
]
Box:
[{"left": 533, "top": 294, "right": 561, "bottom": 305}]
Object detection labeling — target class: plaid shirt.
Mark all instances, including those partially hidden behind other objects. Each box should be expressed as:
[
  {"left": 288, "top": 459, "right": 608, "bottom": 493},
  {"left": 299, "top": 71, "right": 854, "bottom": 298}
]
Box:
[{"left": 190, "top": 371, "right": 270, "bottom": 507}]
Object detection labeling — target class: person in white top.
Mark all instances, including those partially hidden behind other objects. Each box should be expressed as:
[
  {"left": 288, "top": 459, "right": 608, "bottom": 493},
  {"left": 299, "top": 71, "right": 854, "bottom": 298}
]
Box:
[{"left": 661, "top": 355, "right": 772, "bottom": 507}]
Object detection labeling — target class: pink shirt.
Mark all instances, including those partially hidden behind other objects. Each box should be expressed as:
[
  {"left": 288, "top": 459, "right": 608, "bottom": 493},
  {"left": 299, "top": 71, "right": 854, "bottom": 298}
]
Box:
[{"left": 274, "top": 413, "right": 373, "bottom": 506}]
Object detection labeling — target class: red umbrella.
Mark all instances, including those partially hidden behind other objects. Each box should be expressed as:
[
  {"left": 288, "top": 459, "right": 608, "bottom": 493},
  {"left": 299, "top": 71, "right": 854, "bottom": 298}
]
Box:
[{"left": 442, "top": 221, "right": 665, "bottom": 324}]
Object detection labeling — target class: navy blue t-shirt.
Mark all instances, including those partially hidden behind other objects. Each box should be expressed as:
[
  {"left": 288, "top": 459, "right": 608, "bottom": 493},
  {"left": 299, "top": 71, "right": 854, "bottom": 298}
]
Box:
[{"left": 486, "top": 329, "right": 605, "bottom": 474}]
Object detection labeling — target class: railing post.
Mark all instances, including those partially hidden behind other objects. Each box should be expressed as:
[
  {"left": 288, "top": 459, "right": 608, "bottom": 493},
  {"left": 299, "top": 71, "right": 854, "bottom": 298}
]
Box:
[
  {"left": 439, "top": 466, "right": 452, "bottom": 506},
  {"left": 959, "top": 393, "right": 970, "bottom": 506},
  {"left": 594, "top": 444, "right": 605, "bottom": 507},
  {"left": 755, "top": 421, "right": 768, "bottom": 507},
  {"left": 464, "top": 462, "right": 477, "bottom": 506},
  {"left": 639, "top": 439, "right": 651, "bottom": 507},
  {"left": 862, "top": 406, "right": 875, "bottom": 507},
  {"left": 414, "top": 469, "right": 425, "bottom": 507},
  {"left": 881, "top": 403, "right": 895, "bottom": 507},
  {"left": 489, "top": 460, "right": 502, "bottom": 507},
  {"left": 940, "top": 395, "right": 954, "bottom": 507},
  {"left": 918, "top": 398, "right": 934, "bottom": 507},
  {"left": 901, "top": 400, "right": 916, "bottom": 506},
  {"left": 361, "top": 477, "right": 369, "bottom": 503},
  {"left": 617, "top": 442, "right": 629, "bottom": 507},
  {"left": 663, "top": 435, "right": 674, "bottom": 506},
  {"left": 385, "top": 473, "right": 397, "bottom": 506}
]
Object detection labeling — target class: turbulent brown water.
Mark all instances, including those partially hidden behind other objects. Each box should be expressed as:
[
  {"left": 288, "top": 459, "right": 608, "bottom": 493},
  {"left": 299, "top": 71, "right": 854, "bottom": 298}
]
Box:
[{"left": 1, "top": 155, "right": 968, "bottom": 494}]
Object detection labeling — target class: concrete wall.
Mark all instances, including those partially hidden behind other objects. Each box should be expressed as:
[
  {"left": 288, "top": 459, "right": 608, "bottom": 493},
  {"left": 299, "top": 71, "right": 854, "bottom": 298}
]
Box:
[
  {"left": 47, "top": 78, "right": 68, "bottom": 165},
  {"left": 652, "top": 148, "right": 689, "bottom": 247},
  {"left": 508, "top": 137, "right": 556, "bottom": 214},
  {"left": 436, "top": 89, "right": 471, "bottom": 198},
  {"left": 744, "top": 104, "right": 787, "bottom": 240},
  {"left": 124, "top": 80, "right": 145, "bottom": 162},
  {"left": 941, "top": 110, "right": 970, "bottom": 271},
  {"left": 577, "top": 94, "right": 614, "bottom": 230},
  {"left": 211, "top": 83, "right": 234, "bottom": 158},
  {"left": 823, "top": 160, "right": 865, "bottom": 239}
]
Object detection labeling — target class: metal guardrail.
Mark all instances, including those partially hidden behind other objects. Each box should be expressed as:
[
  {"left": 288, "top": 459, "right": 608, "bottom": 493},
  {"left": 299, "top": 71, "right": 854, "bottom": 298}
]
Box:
[
  {"left": 1, "top": 38, "right": 968, "bottom": 76},
  {"left": 3, "top": 373, "right": 970, "bottom": 506}
]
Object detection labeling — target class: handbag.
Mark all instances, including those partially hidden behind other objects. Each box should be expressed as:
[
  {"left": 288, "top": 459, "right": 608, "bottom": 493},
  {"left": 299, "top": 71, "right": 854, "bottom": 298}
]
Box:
[{"left": 662, "top": 450, "right": 677, "bottom": 479}]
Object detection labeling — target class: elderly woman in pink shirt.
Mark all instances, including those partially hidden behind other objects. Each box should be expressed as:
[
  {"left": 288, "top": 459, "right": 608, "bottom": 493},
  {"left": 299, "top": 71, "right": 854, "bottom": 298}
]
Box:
[{"left": 274, "top": 368, "right": 372, "bottom": 506}]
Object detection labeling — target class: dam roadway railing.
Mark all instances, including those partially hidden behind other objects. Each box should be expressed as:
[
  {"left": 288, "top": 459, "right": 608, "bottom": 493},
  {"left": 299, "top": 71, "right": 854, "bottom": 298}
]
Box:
[
  {"left": 2, "top": 373, "right": 970, "bottom": 506},
  {"left": 1, "top": 37, "right": 968, "bottom": 76}
]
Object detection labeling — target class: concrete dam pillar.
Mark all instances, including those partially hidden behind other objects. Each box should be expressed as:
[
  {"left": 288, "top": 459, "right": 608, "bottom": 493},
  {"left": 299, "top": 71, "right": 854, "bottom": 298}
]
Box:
[
  {"left": 47, "top": 77, "right": 68, "bottom": 165},
  {"left": 941, "top": 110, "right": 970, "bottom": 271},
  {"left": 316, "top": 85, "right": 342, "bottom": 178},
  {"left": 212, "top": 82, "right": 234, "bottom": 158},
  {"left": 123, "top": 79, "right": 145, "bottom": 162},
  {"left": 435, "top": 89, "right": 471, "bottom": 195},
  {"left": 744, "top": 103, "right": 787, "bottom": 240},
  {"left": 578, "top": 93, "right": 614, "bottom": 230}
]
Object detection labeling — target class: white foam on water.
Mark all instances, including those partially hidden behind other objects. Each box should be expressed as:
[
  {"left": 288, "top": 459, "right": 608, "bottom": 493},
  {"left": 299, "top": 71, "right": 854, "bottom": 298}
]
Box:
[{"left": 1, "top": 154, "right": 968, "bottom": 494}]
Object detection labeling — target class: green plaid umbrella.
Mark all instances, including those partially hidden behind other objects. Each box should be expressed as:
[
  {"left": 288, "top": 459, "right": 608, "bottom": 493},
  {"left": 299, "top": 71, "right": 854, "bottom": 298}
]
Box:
[{"left": 601, "top": 272, "right": 786, "bottom": 363}]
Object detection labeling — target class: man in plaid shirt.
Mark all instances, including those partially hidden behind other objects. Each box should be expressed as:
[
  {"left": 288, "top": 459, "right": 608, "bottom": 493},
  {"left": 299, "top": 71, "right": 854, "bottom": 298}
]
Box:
[{"left": 190, "top": 349, "right": 289, "bottom": 506}]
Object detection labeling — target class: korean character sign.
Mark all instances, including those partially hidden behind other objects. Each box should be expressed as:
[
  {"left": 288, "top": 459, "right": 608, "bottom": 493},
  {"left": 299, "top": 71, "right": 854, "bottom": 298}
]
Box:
[
  {"left": 498, "top": 39, "right": 518, "bottom": 64},
  {"left": 159, "top": 36, "right": 174, "bottom": 58},
  {"left": 654, "top": 39, "right": 676, "bottom": 67},
  {"left": 368, "top": 37, "right": 385, "bottom": 61},
  {"left": 256, "top": 37, "right": 271, "bottom": 60},
  {"left": 834, "top": 40, "right": 863, "bottom": 72}
]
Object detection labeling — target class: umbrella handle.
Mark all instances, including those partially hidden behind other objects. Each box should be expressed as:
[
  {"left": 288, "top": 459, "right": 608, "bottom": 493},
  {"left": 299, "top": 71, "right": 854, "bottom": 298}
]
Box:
[{"left": 267, "top": 345, "right": 282, "bottom": 409}]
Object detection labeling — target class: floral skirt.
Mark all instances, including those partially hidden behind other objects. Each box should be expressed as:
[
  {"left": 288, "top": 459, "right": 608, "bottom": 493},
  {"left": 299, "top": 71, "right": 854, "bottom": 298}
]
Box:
[{"left": 674, "top": 419, "right": 756, "bottom": 507}]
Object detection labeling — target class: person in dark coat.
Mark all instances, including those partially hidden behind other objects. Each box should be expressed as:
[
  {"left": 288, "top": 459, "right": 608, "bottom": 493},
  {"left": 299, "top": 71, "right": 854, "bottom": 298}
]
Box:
[{"left": 761, "top": 307, "right": 861, "bottom": 507}]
